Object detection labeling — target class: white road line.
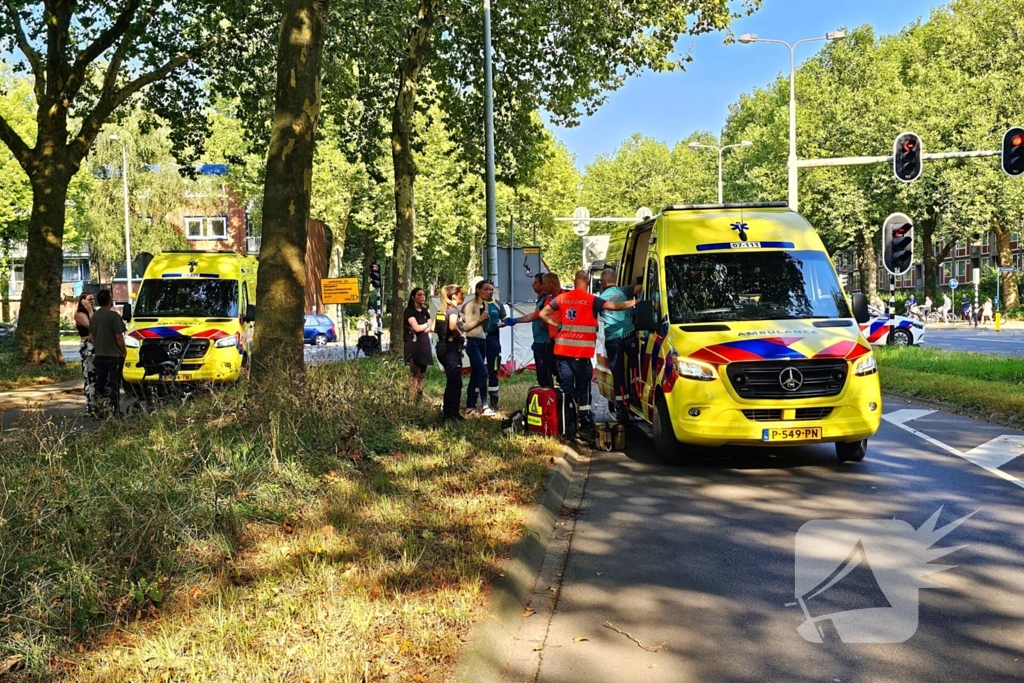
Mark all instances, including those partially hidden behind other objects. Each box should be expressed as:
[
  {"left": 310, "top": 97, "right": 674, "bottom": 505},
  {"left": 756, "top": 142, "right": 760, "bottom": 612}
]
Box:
[
  {"left": 882, "top": 409, "right": 1024, "bottom": 490},
  {"left": 962, "top": 337, "right": 1024, "bottom": 344},
  {"left": 963, "top": 435, "right": 1024, "bottom": 470}
]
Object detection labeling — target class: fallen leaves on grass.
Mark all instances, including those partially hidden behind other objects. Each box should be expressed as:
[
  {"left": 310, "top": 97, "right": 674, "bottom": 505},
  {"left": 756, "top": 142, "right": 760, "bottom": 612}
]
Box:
[{"left": 0, "top": 655, "right": 25, "bottom": 675}]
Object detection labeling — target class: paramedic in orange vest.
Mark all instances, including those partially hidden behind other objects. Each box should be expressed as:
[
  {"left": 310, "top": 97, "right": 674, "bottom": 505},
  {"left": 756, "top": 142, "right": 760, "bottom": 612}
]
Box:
[{"left": 539, "top": 270, "right": 637, "bottom": 437}]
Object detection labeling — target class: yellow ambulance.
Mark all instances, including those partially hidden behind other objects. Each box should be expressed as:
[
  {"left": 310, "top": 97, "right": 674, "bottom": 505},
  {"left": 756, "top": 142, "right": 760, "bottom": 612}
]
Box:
[
  {"left": 122, "top": 251, "right": 257, "bottom": 392},
  {"left": 597, "top": 202, "right": 881, "bottom": 464}
]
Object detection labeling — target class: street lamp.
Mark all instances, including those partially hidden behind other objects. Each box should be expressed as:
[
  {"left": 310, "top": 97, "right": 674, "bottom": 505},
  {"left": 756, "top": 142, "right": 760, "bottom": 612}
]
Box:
[
  {"left": 483, "top": 0, "right": 497, "bottom": 281},
  {"left": 688, "top": 140, "right": 752, "bottom": 204},
  {"left": 108, "top": 134, "right": 132, "bottom": 300},
  {"left": 738, "top": 30, "right": 846, "bottom": 211}
]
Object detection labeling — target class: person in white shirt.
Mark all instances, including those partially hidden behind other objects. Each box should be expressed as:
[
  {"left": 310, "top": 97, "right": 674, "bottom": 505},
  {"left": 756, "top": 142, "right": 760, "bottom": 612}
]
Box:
[
  {"left": 980, "top": 298, "right": 994, "bottom": 324},
  {"left": 939, "top": 293, "right": 952, "bottom": 323}
]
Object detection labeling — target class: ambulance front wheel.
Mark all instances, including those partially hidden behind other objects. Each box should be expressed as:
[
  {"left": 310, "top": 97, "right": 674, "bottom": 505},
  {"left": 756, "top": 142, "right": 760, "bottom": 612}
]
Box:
[
  {"left": 836, "top": 438, "right": 867, "bottom": 463},
  {"left": 653, "top": 395, "right": 685, "bottom": 465}
]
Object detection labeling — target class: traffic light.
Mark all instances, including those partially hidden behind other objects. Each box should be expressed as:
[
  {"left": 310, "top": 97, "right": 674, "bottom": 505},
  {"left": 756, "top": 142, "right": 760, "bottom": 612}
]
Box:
[
  {"left": 1002, "top": 126, "right": 1024, "bottom": 177},
  {"left": 882, "top": 212, "right": 914, "bottom": 276},
  {"left": 893, "top": 132, "right": 922, "bottom": 182},
  {"left": 370, "top": 263, "right": 381, "bottom": 290}
]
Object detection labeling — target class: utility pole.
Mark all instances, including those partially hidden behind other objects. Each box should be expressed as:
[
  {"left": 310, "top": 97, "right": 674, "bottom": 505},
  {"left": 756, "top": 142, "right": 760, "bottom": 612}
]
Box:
[{"left": 483, "top": 0, "right": 497, "bottom": 280}]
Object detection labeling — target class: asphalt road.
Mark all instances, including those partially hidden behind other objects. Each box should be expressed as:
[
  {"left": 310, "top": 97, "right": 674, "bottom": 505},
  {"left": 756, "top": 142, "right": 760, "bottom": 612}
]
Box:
[
  {"left": 59, "top": 341, "right": 372, "bottom": 365},
  {"left": 924, "top": 328, "right": 1024, "bottom": 357},
  {"left": 518, "top": 400, "right": 1024, "bottom": 683}
]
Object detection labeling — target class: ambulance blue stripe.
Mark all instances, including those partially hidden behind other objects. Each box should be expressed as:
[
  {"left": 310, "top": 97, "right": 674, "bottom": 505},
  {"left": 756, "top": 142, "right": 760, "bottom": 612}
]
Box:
[{"left": 696, "top": 241, "right": 795, "bottom": 251}]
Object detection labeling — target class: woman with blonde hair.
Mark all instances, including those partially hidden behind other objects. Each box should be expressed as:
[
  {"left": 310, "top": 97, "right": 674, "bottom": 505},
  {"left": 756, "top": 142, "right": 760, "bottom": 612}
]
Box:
[{"left": 435, "top": 284, "right": 466, "bottom": 422}]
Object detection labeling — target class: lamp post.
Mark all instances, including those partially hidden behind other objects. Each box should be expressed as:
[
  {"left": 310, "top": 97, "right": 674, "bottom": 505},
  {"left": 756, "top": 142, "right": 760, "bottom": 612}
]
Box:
[
  {"left": 483, "top": 0, "right": 497, "bottom": 281},
  {"left": 109, "top": 134, "right": 132, "bottom": 299},
  {"left": 688, "top": 140, "right": 752, "bottom": 204},
  {"left": 738, "top": 30, "right": 846, "bottom": 211}
]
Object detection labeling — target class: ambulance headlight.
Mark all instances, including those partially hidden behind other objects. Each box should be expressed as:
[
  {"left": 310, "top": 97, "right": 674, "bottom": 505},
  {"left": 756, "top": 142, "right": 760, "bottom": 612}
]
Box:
[
  {"left": 675, "top": 357, "right": 717, "bottom": 381},
  {"left": 125, "top": 336, "right": 140, "bottom": 348},
  {"left": 854, "top": 354, "right": 877, "bottom": 376},
  {"left": 214, "top": 334, "right": 239, "bottom": 348}
]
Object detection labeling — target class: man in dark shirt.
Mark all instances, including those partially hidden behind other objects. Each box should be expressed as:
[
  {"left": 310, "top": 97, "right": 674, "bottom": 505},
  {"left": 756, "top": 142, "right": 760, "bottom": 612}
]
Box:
[{"left": 90, "top": 289, "right": 127, "bottom": 417}]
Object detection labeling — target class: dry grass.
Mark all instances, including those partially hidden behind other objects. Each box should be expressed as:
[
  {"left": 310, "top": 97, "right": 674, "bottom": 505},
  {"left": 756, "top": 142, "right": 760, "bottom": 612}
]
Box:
[{"left": 0, "top": 359, "right": 560, "bottom": 682}]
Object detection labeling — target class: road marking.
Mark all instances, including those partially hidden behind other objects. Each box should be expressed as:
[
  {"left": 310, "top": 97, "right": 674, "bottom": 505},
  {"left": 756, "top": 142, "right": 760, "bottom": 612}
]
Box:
[
  {"left": 963, "top": 337, "right": 1024, "bottom": 344},
  {"left": 882, "top": 410, "right": 1024, "bottom": 490},
  {"left": 963, "top": 435, "right": 1024, "bottom": 470}
]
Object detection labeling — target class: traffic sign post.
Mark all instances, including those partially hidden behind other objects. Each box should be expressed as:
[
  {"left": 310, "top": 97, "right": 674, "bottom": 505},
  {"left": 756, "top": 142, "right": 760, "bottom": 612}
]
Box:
[
  {"left": 973, "top": 267, "right": 980, "bottom": 329},
  {"left": 320, "top": 278, "right": 361, "bottom": 305}
]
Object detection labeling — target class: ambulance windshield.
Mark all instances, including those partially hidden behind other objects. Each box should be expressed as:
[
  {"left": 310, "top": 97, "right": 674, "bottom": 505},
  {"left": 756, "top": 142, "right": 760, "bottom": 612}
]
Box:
[
  {"left": 135, "top": 279, "right": 239, "bottom": 318},
  {"left": 663, "top": 250, "right": 850, "bottom": 323}
]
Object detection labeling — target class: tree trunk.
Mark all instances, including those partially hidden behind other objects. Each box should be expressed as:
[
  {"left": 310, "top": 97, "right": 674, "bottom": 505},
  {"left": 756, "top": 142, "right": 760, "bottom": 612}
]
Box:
[
  {"left": 919, "top": 216, "right": 937, "bottom": 300},
  {"left": 16, "top": 166, "right": 71, "bottom": 365},
  {"left": 360, "top": 233, "right": 374, "bottom": 312},
  {"left": 859, "top": 232, "right": 877, "bottom": 304},
  {"left": 388, "top": 0, "right": 436, "bottom": 350},
  {"left": 994, "top": 221, "right": 1019, "bottom": 310},
  {"left": 0, "top": 238, "right": 10, "bottom": 323},
  {"left": 251, "top": 0, "right": 328, "bottom": 387},
  {"left": 466, "top": 226, "right": 480, "bottom": 286}
]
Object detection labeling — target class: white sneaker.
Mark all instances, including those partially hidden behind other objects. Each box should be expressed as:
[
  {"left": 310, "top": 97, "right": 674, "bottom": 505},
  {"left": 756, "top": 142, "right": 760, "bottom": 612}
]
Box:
[{"left": 481, "top": 407, "right": 497, "bottom": 418}]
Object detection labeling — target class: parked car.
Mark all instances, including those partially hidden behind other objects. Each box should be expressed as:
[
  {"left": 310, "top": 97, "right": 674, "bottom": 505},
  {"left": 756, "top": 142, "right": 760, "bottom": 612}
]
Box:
[
  {"left": 303, "top": 314, "right": 337, "bottom": 346},
  {"left": 0, "top": 322, "right": 14, "bottom": 337},
  {"left": 860, "top": 307, "right": 926, "bottom": 346}
]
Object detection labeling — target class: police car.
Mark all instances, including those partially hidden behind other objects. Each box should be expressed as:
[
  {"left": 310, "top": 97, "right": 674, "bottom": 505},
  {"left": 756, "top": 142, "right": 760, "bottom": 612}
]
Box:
[{"left": 860, "top": 307, "right": 926, "bottom": 347}]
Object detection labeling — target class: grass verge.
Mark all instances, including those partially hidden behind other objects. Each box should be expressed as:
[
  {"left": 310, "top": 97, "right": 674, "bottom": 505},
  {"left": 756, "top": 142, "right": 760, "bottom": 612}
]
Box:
[
  {"left": 0, "top": 358, "right": 561, "bottom": 682},
  {"left": 876, "top": 346, "right": 1024, "bottom": 426},
  {"left": 0, "top": 337, "right": 81, "bottom": 392}
]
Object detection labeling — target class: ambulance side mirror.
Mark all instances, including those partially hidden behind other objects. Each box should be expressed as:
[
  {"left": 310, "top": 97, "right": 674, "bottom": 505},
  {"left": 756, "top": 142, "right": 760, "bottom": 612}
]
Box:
[
  {"left": 121, "top": 302, "right": 132, "bottom": 323},
  {"left": 635, "top": 300, "right": 659, "bottom": 332},
  {"left": 851, "top": 293, "right": 869, "bottom": 324},
  {"left": 243, "top": 304, "right": 256, "bottom": 323}
]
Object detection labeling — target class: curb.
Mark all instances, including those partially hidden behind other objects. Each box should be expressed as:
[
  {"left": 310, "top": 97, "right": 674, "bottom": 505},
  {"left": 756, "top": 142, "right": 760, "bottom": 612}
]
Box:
[{"left": 452, "top": 443, "right": 587, "bottom": 683}]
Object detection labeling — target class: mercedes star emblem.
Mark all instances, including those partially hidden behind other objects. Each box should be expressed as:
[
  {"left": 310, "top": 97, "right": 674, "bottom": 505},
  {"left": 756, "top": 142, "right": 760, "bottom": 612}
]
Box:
[
  {"left": 779, "top": 367, "right": 804, "bottom": 392},
  {"left": 167, "top": 341, "right": 184, "bottom": 357}
]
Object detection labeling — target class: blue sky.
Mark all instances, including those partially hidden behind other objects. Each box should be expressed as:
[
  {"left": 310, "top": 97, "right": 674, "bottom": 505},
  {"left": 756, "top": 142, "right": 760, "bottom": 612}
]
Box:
[{"left": 551, "top": 0, "right": 947, "bottom": 170}]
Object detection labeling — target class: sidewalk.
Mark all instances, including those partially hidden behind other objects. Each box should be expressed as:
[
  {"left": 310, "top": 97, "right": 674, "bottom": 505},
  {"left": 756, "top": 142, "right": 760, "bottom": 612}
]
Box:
[
  {"left": 926, "top": 318, "right": 1024, "bottom": 333},
  {"left": 0, "top": 377, "right": 83, "bottom": 407},
  {"left": 0, "top": 378, "right": 88, "bottom": 432}
]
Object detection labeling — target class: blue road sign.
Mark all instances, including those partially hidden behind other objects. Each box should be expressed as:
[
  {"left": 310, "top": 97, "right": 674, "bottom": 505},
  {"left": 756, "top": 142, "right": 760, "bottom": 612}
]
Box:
[{"left": 949, "top": 278, "right": 958, "bottom": 290}]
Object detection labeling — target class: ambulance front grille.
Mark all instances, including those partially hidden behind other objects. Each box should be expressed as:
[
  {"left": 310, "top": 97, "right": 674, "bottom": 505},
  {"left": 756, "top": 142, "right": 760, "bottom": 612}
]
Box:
[
  {"left": 726, "top": 360, "right": 847, "bottom": 400},
  {"left": 140, "top": 337, "right": 210, "bottom": 360}
]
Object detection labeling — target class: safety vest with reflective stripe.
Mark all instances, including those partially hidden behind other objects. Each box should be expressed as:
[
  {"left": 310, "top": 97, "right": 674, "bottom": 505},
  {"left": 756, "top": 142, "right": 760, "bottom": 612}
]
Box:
[{"left": 552, "top": 291, "right": 599, "bottom": 358}]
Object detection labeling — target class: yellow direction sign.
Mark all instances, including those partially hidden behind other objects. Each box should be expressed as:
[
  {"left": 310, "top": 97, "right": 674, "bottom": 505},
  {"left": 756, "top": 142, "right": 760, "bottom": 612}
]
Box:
[{"left": 321, "top": 278, "right": 360, "bottom": 304}]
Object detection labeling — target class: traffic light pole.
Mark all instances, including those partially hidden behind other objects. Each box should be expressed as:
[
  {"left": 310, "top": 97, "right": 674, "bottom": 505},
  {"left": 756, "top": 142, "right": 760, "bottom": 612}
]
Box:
[
  {"left": 888, "top": 274, "right": 896, "bottom": 344},
  {"left": 377, "top": 277, "right": 383, "bottom": 348},
  {"left": 796, "top": 149, "right": 1000, "bottom": 169}
]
